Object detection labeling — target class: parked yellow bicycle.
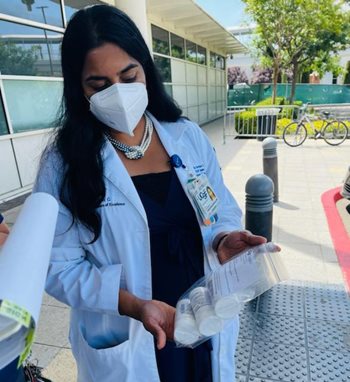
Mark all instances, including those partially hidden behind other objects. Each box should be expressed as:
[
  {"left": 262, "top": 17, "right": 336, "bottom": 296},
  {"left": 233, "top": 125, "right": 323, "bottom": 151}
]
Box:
[{"left": 282, "top": 103, "right": 348, "bottom": 147}]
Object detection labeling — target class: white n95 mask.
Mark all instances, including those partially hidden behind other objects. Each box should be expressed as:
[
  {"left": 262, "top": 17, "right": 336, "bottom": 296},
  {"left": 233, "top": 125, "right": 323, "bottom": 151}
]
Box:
[{"left": 89, "top": 82, "right": 148, "bottom": 136}]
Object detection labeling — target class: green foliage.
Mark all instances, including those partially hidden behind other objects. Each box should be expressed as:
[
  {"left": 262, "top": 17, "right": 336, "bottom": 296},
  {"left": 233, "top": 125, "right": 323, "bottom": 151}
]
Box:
[
  {"left": 256, "top": 97, "right": 285, "bottom": 106},
  {"left": 171, "top": 46, "right": 185, "bottom": 59},
  {"left": 152, "top": 38, "right": 169, "bottom": 55},
  {"left": 234, "top": 97, "right": 302, "bottom": 134},
  {"left": 0, "top": 42, "right": 39, "bottom": 75},
  {"left": 153, "top": 56, "right": 171, "bottom": 82},
  {"left": 243, "top": 0, "right": 350, "bottom": 102},
  {"left": 344, "top": 61, "right": 350, "bottom": 84},
  {"left": 234, "top": 110, "right": 257, "bottom": 134}
]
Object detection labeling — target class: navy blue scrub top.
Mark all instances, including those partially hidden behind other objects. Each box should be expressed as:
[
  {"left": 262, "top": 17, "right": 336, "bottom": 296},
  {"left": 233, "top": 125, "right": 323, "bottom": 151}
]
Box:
[{"left": 132, "top": 167, "right": 212, "bottom": 382}]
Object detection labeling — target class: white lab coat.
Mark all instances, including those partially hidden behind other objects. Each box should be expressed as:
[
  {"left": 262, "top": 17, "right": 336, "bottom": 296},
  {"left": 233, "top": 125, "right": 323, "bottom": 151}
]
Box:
[{"left": 34, "top": 113, "right": 242, "bottom": 382}]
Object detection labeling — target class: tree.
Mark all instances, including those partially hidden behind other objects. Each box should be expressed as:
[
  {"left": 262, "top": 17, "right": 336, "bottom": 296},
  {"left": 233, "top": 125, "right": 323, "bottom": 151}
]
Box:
[
  {"left": 243, "top": 0, "right": 350, "bottom": 103},
  {"left": 344, "top": 61, "right": 350, "bottom": 84},
  {"left": 304, "top": 54, "right": 344, "bottom": 82},
  {"left": 0, "top": 42, "right": 39, "bottom": 75},
  {"left": 251, "top": 66, "right": 272, "bottom": 84},
  {"left": 227, "top": 66, "right": 249, "bottom": 87}
]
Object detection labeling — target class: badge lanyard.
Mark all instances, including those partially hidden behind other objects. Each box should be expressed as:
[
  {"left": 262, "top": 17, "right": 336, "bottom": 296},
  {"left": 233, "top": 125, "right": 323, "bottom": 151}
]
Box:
[{"left": 170, "top": 155, "right": 219, "bottom": 226}]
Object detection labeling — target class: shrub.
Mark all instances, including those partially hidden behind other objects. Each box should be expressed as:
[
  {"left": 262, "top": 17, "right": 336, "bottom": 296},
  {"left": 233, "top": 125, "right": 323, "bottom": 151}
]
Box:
[
  {"left": 234, "top": 97, "right": 302, "bottom": 135},
  {"left": 256, "top": 97, "right": 285, "bottom": 106},
  {"left": 234, "top": 111, "right": 257, "bottom": 134}
]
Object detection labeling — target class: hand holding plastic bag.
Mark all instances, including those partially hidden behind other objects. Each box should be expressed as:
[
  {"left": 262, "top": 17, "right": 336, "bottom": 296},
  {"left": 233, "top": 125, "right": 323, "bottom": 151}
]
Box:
[{"left": 174, "top": 242, "right": 287, "bottom": 348}]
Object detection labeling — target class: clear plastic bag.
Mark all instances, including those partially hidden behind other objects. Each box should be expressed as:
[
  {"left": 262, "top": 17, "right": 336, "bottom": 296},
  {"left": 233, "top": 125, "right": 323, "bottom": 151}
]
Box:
[{"left": 174, "top": 242, "right": 288, "bottom": 348}]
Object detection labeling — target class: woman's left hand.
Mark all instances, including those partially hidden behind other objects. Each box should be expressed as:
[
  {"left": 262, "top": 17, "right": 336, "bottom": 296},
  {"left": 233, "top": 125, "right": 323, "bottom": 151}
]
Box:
[{"left": 216, "top": 230, "right": 268, "bottom": 264}]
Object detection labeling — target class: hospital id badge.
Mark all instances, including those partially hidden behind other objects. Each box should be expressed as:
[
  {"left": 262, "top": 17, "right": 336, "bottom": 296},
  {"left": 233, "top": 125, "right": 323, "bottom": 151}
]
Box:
[{"left": 187, "top": 173, "right": 219, "bottom": 226}]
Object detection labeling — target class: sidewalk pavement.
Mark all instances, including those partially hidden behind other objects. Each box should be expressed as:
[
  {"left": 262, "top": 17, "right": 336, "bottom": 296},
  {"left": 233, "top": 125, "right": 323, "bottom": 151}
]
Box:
[{"left": 2, "top": 117, "right": 350, "bottom": 381}]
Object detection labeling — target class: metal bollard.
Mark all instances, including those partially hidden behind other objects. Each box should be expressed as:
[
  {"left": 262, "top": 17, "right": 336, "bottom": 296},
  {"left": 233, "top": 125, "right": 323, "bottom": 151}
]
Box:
[
  {"left": 245, "top": 174, "right": 274, "bottom": 241},
  {"left": 340, "top": 165, "right": 350, "bottom": 200},
  {"left": 262, "top": 137, "right": 279, "bottom": 202}
]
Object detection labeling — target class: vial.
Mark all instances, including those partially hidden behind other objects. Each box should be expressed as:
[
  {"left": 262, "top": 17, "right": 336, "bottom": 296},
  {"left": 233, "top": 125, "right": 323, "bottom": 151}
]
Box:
[
  {"left": 189, "top": 286, "right": 223, "bottom": 337},
  {"left": 174, "top": 298, "right": 201, "bottom": 346}
]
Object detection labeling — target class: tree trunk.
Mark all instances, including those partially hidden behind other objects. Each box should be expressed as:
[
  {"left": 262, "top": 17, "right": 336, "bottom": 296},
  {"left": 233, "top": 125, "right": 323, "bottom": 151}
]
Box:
[
  {"left": 272, "top": 63, "right": 279, "bottom": 104},
  {"left": 289, "top": 61, "right": 299, "bottom": 104}
]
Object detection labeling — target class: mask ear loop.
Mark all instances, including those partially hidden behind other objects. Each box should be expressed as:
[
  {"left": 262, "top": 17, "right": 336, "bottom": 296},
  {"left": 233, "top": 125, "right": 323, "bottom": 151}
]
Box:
[{"left": 84, "top": 94, "right": 91, "bottom": 104}]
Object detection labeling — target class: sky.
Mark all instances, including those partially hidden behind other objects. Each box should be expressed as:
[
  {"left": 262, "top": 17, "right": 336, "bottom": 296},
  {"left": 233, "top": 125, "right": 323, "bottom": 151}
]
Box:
[{"left": 195, "top": 0, "right": 248, "bottom": 28}]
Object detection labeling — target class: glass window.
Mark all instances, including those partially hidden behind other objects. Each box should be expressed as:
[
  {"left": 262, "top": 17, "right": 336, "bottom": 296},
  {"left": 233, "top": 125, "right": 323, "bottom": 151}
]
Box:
[
  {"left": 170, "top": 33, "right": 185, "bottom": 59},
  {"left": 186, "top": 40, "right": 197, "bottom": 63},
  {"left": 217, "top": 55, "right": 225, "bottom": 70},
  {"left": 164, "top": 84, "right": 173, "bottom": 98},
  {"left": 0, "top": 93, "right": 8, "bottom": 135},
  {"left": 3, "top": 79, "right": 63, "bottom": 133},
  {"left": 153, "top": 55, "right": 171, "bottom": 83},
  {"left": 210, "top": 52, "right": 216, "bottom": 68},
  {"left": 0, "top": 0, "right": 64, "bottom": 28},
  {"left": 197, "top": 45, "right": 206, "bottom": 66},
  {"left": 64, "top": 1, "right": 103, "bottom": 24},
  {"left": 152, "top": 25, "right": 169, "bottom": 56},
  {"left": 0, "top": 20, "right": 63, "bottom": 76}
]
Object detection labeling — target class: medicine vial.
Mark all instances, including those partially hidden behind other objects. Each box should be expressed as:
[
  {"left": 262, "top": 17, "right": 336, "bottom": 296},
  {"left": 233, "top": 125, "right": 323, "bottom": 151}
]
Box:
[
  {"left": 207, "top": 275, "right": 255, "bottom": 319},
  {"left": 174, "top": 298, "right": 201, "bottom": 346},
  {"left": 189, "top": 286, "right": 223, "bottom": 337}
]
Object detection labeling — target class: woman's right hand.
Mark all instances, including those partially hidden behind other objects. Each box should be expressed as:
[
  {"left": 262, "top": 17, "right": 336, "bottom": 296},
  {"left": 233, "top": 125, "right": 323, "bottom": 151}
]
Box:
[
  {"left": 139, "top": 300, "right": 176, "bottom": 350},
  {"left": 118, "top": 290, "right": 175, "bottom": 350}
]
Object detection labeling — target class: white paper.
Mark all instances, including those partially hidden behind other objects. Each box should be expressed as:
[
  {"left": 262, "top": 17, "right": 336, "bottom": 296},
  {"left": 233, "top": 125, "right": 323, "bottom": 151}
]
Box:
[
  {"left": 0, "top": 326, "right": 26, "bottom": 368},
  {"left": 0, "top": 193, "right": 58, "bottom": 325},
  {"left": 0, "top": 316, "right": 21, "bottom": 342},
  {"left": 208, "top": 250, "right": 262, "bottom": 301}
]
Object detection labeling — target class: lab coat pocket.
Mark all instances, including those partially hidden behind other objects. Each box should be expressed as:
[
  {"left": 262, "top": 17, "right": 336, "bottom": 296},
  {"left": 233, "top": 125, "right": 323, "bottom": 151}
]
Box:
[{"left": 76, "top": 324, "right": 131, "bottom": 382}]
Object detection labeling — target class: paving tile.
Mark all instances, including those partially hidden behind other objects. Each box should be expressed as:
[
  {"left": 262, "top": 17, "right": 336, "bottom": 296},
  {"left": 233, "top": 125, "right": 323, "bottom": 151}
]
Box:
[
  {"left": 306, "top": 318, "right": 350, "bottom": 353},
  {"left": 247, "top": 378, "right": 285, "bottom": 382},
  {"left": 35, "top": 305, "right": 70, "bottom": 347},
  {"left": 41, "top": 348, "right": 77, "bottom": 382},
  {"left": 42, "top": 292, "right": 69, "bottom": 309},
  {"left": 324, "top": 263, "right": 346, "bottom": 284},
  {"left": 239, "top": 311, "right": 256, "bottom": 339},
  {"left": 254, "top": 313, "right": 306, "bottom": 347},
  {"left": 258, "top": 282, "right": 305, "bottom": 318},
  {"left": 321, "top": 246, "right": 339, "bottom": 263},
  {"left": 309, "top": 348, "right": 350, "bottom": 382},
  {"left": 235, "top": 336, "right": 252, "bottom": 376},
  {"left": 304, "top": 283, "right": 350, "bottom": 323},
  {"left": 249, "top": 341, "right": 308, "bottom": 382},
  {"left": 236, "top": 374, "right": 247, "bottom": 382},
  {"left": 29, "top": 344, "right": 61, "bottom": 369}
]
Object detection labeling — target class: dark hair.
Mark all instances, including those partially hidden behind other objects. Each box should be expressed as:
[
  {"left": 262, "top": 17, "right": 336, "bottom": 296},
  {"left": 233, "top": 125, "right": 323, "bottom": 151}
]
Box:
[{"left": 54, "top": 4, "right": 182, "bottom": 242}]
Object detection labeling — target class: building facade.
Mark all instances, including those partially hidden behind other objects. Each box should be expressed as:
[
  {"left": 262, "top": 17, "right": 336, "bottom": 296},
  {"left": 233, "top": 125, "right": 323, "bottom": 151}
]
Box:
[{"left": 0, "top": 0, "right": 244, "bottom": 201}]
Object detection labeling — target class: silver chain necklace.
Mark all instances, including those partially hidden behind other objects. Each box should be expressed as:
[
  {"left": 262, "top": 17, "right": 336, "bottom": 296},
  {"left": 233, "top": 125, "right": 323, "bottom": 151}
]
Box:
[{"left": 105, "top": 114, "right": 153, "bottom": 160}]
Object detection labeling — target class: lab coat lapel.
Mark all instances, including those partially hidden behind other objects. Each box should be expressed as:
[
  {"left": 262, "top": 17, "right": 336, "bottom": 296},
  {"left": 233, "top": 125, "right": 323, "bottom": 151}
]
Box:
[
  {"left": 149, "top": 114, "right": 192, "bottom": 188},
  {"left": 102, "top": 140, "right": 148, "bottom": 223}
]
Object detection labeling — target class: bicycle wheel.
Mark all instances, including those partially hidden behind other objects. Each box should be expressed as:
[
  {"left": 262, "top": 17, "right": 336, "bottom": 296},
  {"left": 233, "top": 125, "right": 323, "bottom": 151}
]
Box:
[
  {"left": 322, "top": 120, "right": 348, "bottom": 146},
  {"left": 283, "top": 122, "right": 307, "bottom": 147}
]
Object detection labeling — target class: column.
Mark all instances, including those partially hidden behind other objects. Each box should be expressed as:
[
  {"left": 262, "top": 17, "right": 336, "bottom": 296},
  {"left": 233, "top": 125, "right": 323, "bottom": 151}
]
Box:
[{"left": 113, "top": 0, "right": 150, "bottom": 48}]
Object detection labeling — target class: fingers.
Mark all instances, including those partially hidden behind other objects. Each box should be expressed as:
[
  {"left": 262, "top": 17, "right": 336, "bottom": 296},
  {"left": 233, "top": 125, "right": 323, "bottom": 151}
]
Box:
[
  {"left": 154, "top": 325, "right": 167, "bottom": 350},
  {"left": 240, "top": 230, "right": 267, "bottom": 245},
  {"left": 248, "top": 234, "right": 267, "bottom": 245}
]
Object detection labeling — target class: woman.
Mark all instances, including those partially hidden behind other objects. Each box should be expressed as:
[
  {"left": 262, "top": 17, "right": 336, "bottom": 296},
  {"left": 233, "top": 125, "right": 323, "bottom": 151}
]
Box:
[{"left": 34, "top": 5, "right": 266, "bottom": 382}]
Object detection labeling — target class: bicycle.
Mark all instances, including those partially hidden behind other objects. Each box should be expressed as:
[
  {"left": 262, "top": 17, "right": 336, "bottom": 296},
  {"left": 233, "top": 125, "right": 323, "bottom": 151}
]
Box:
[{"left": 282, "top": 103, "right": 348, "bottom": 147}]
